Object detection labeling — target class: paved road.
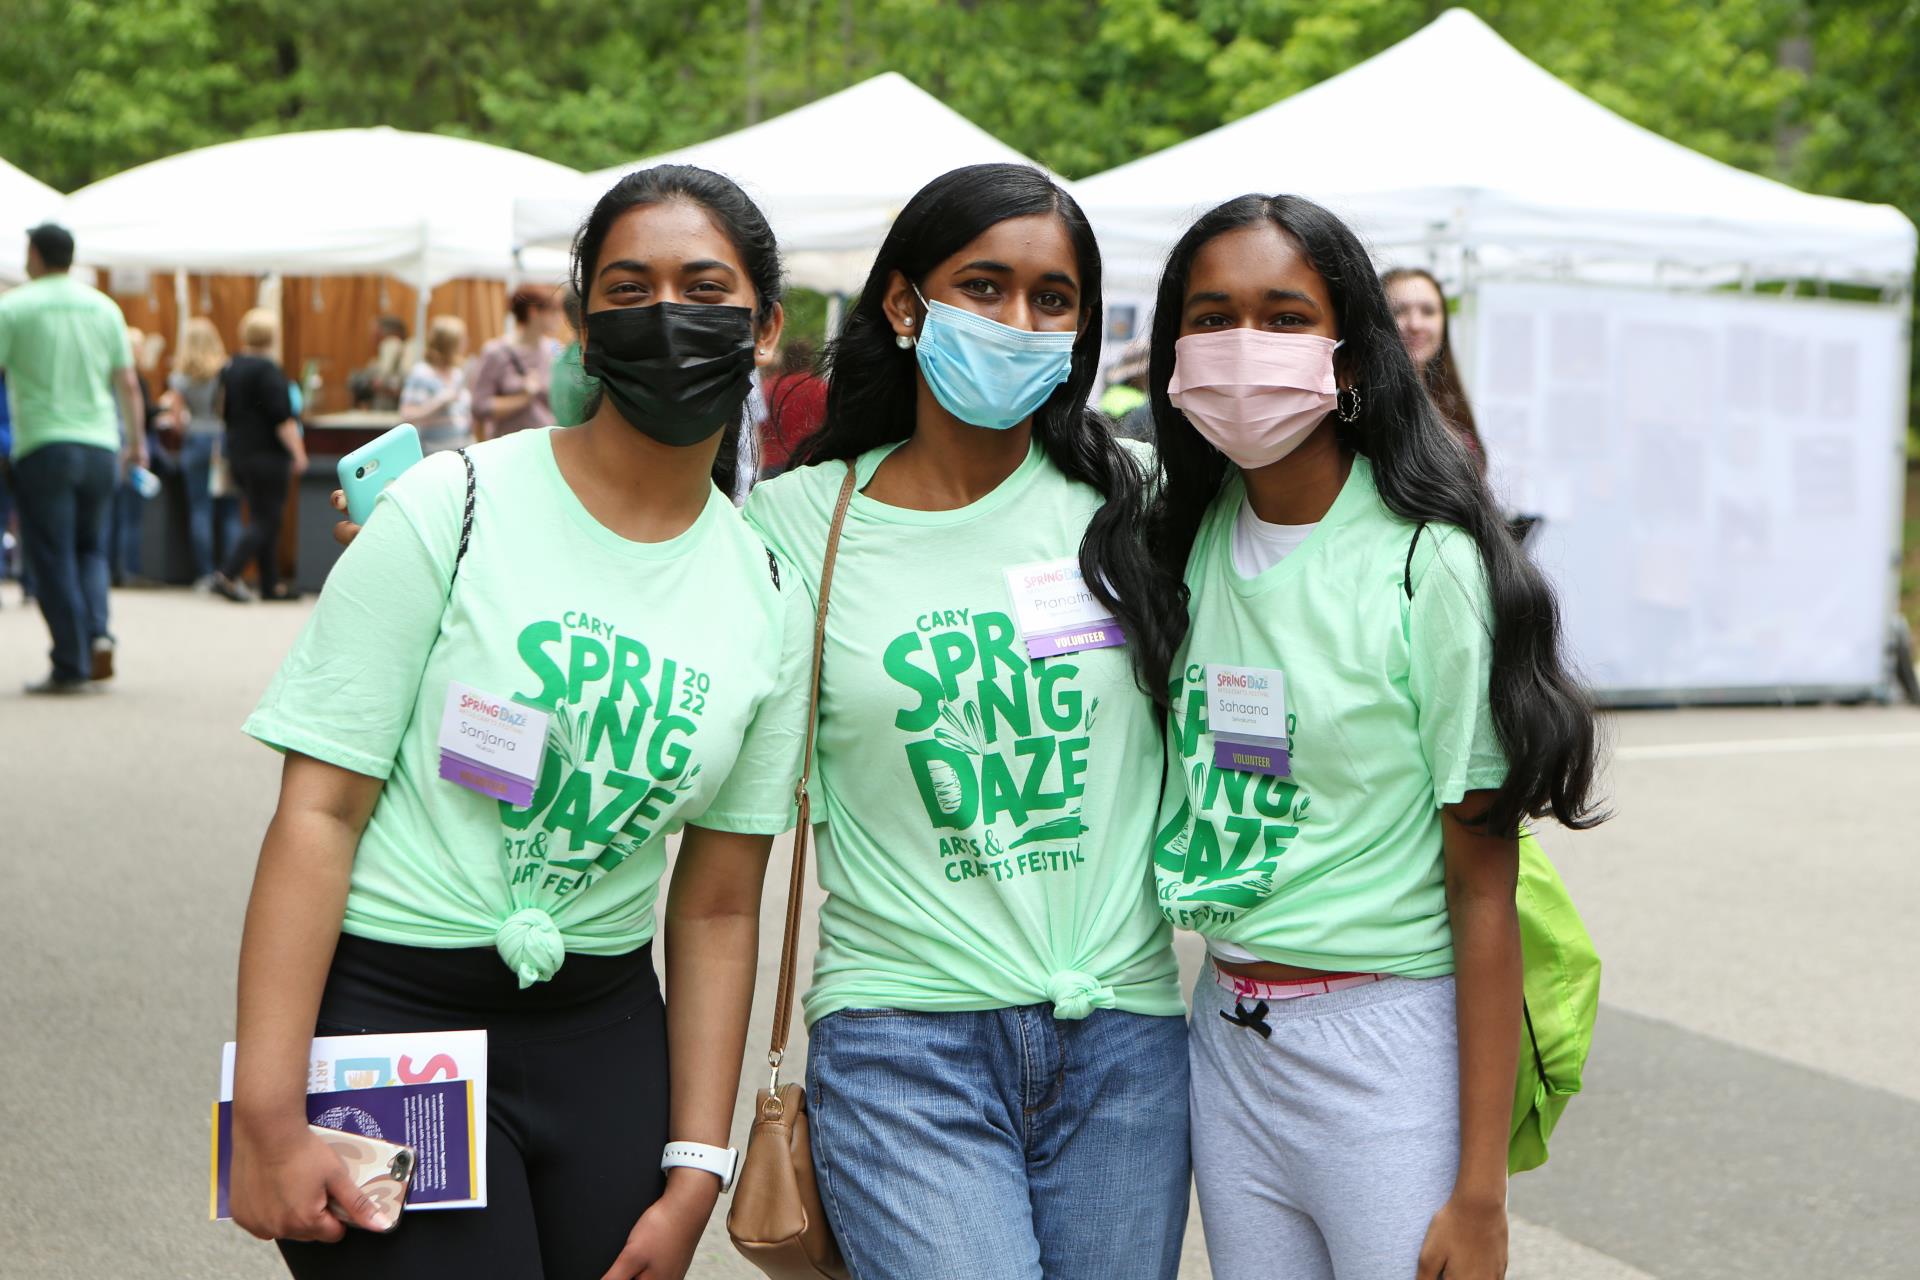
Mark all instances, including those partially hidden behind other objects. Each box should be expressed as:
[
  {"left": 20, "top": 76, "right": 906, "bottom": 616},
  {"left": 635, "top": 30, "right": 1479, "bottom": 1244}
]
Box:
[{"left": 4, "top": 586, "right": 1917, "bottom": 1278}]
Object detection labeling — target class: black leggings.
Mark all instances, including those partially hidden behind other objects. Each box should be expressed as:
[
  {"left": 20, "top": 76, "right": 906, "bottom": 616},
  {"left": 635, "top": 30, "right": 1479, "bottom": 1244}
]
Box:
[
  {"left": 223, "top": 453, "right": 291, "bottom": 595},
  {"left": 278, "top": 935, "right": 669, "bottom": 1280}
]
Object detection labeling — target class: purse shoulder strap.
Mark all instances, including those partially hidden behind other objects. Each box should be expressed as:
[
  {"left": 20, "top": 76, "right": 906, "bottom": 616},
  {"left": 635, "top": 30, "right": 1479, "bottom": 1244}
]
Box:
[{"left": 766, "top": 461, "right": 859, "bottom": 1083}]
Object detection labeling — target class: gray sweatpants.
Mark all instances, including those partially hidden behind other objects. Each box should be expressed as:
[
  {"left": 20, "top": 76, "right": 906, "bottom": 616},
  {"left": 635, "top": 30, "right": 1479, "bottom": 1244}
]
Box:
[{"left": 1189, "top": 965, "right": 1462, "bottom": 1280}]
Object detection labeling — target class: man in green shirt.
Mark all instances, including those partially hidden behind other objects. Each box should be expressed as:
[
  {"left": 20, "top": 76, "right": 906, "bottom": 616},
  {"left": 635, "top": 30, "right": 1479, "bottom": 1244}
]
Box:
[{"left": 0, "top": 224, "right": 145, "bottom": 693}]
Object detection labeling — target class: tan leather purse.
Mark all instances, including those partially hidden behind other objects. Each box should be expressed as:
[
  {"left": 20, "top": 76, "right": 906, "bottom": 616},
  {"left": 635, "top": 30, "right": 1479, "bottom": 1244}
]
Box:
[{"left": 727, "top": 464, "right": 857, "bottom": 1280}]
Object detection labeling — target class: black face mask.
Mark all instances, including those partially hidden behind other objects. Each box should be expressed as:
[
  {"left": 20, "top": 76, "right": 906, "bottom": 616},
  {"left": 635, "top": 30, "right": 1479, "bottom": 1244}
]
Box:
[{"left": 581, "top": 301, "right": 757, "bottom": 447}]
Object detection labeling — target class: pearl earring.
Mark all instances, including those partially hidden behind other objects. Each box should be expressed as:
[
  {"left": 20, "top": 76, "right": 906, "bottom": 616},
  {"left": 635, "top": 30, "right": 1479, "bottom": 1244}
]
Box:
[{"left": 896, "top": 333, "right": 916, "bottom": 350}]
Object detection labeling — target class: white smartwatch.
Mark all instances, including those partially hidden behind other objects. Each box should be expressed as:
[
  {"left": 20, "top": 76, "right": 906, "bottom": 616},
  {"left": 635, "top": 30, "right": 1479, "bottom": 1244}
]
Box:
[{"left": 660, "top": 1141, "right": 741, "bottom": 1192}]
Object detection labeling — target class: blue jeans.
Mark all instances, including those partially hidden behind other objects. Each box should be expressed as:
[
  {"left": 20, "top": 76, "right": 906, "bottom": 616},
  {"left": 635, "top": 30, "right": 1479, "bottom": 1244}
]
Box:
[
  {"left": 14, "top": 442, "right": 115, "bottom": 681},
  {"left": 807, "top": 1006, "right": 1190, "bottom": 1280},
  {"left": 0, "top": 451, "right": 16, "bottom": 579},
  {"left": 108, "top": 478, "right": 144, "bottom": 580},
  {"left": 179, "top": 433, "right": 240, "bottom": 578}
]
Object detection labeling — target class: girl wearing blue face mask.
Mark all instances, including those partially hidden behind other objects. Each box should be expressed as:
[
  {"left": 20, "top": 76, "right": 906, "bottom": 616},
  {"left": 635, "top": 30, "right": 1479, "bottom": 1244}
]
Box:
[{"left": 742, "top": 163, "right": 1193, "bottom": 1280}]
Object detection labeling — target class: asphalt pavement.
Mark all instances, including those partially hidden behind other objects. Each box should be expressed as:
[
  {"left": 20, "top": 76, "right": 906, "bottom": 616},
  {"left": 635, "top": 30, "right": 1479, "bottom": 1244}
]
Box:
[{"left": 3, "top": 584, "right": 1916, "bottom": 1278}]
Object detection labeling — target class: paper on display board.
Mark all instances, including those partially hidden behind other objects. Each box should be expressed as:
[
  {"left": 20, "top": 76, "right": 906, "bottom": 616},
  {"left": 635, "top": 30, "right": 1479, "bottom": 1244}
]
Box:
[{"left": 1467, "top": 281, "right": 1904, "bottom": 696}]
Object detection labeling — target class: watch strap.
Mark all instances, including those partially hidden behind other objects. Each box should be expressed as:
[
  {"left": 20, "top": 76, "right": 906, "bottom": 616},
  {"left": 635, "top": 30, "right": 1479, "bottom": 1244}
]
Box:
[{"left": 660, "top": 1140, "right": 740, "bottom": 1192}]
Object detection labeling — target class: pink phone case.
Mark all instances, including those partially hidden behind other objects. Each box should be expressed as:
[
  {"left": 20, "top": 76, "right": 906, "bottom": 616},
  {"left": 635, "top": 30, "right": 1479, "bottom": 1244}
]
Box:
[{"left": 310, "top": 1124, "right": 416, "bottom": 1230}]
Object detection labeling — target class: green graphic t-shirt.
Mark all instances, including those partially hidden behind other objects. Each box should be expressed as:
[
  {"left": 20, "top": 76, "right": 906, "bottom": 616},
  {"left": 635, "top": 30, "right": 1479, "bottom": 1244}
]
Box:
[
  {"left": 246, "top": 428, "right": 811, "bottom": 984},
  {"left": 744, "top": 442, "right": 1180, "bottom": 1023},
  {"left": 1154, "top": 456, "right": 1508, "bottom": 976}
]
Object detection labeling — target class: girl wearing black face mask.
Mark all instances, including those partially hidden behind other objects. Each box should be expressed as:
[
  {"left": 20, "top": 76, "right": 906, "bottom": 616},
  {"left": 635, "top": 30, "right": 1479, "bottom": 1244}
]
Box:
[{"left": 230, "top": 167, "right": 813, "bottom": 1280}]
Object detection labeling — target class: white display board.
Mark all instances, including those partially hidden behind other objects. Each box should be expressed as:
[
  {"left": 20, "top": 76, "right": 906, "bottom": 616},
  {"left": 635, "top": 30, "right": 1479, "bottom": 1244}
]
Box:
[{"left": 1468, "top": 283, "right": 1907, "bottom": 701}]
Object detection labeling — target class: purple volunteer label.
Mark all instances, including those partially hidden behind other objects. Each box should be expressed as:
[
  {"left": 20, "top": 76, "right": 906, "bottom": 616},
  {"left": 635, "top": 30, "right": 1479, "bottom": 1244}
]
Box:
[
  {"left": 1211, "top": 738, "right": 1290, "bottom": 777},
  {"left": 1023, "top": 622, "right": 1128, "bottom": 660},
  {"left": 439, "top": 751, "right": 536, "bottom": 807}
]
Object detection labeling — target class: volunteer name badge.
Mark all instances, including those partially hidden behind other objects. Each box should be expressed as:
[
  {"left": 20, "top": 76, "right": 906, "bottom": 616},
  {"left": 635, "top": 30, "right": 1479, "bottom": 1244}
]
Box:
[
  {"left": 1003, "top": 557, "right": 1126, "bottom": 659},
  {"left": 1205, "top": 663, "right": 1290, "bottom": 776},
  {"left": 438, "top": 681, "right": 550, "bottom": 806}
]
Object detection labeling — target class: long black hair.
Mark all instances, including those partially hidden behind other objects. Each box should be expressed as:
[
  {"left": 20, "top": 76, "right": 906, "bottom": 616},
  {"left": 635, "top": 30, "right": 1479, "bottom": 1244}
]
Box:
[
  {"left": 569, "top": 164, "right": 785, "bottom": 494},
  {"left": 793, "top": 163, "right": 1184, "bottom": 707},
  {"left": 1146, "top": 194, "right": 1602, "bottom": 834}
]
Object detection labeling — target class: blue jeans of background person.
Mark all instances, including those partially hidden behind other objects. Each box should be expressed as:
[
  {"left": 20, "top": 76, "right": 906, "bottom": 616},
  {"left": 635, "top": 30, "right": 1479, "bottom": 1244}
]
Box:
[
  {"left": 14, "top": 442, "right": 115, "bottom": 682},
  {"left": 0, "top": 455, "right": 15, "bottom": 579},
  {"left": 108, "top": 476, "right": 144, "bottom": 582},
  {"left": 179, "top": 433, "right": 240, "bottom": 579},
  {"left": 806, "top": 1005, "right": 1190, "bottom": 1280}
]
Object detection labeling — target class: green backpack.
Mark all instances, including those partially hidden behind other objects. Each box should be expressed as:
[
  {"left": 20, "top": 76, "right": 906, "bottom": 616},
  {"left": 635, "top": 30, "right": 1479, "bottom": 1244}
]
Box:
[{"left": 1509, "top": 830, "right": 1600, "bottom": 1173}]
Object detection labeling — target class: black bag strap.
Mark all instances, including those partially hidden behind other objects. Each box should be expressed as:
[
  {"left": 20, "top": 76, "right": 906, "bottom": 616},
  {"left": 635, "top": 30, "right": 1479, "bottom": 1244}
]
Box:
[
  {"left": 451, "top": 448, "right": 476, "bottom": 589},
  {"left": 1403, "top": 521, "right": 1428, "bottom": 600}
]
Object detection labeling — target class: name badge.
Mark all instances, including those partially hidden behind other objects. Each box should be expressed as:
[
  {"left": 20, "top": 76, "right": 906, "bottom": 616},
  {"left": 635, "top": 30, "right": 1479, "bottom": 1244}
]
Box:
[
  {"left": 1205, "top": 663, "right": 1290, "bottom": 776},
  {"left": 437, "top": 681, "right": 550, "bottom": 806},
  {"left": 1003, "top": 557, "right": 1127, "bottom": 659}
]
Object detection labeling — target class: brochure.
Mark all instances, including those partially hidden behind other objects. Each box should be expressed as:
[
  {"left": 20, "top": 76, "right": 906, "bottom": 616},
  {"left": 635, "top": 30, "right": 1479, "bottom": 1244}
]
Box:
[
  {"left": 211, "top": 1079, "right": 477, "bottom": 1219},
  {"left": 213, "top": 1030, "right": 487, "bottom": 1215}
]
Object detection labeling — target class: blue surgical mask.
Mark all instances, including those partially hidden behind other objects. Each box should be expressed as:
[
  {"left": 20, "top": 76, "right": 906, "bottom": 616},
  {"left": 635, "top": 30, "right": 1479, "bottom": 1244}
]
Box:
[{"left": 912, "top": 286, "right": 1077, "bottom": 430}]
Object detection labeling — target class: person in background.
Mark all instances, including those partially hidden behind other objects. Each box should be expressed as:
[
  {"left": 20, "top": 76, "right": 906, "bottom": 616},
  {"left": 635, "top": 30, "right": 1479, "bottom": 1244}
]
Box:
[
  {"left": 349, "top": 314, "right": 411, "bottom": 410},
  {"left": 1383, "top": 267, "right": 1485, "bottom": 469},
  {"left": 0, "top": 369, "right": 18, "bottom": 597},
  {"left": 401, "top": 316, "right": 473, "bottom": 454},
  {"left": 107, "top": 326, "right": 164, "bottom": 588},
  {"left": 163, "top": 316, "right": 240, "bottom": 589},
  {"left": 213, "top": 308, "right": 306, "bottom": 603},
  {"left": 753, "top": 337, "right": 826, "bottom": 479},
  {"left": 1099, "top": 340, "right": 1153, "bottom": 443},
  {"left": 0, "top": 223, "right": 145, "bottom": 692},
  {"left": 470, "top": 285, "right": 562, "bottom": 440}
]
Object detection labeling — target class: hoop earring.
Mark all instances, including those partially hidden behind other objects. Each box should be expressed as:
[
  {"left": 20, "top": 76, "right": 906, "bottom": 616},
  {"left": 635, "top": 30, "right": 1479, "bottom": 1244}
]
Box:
[{"left": 1336, "top": 386, "right": 1362, "bottom": 423}]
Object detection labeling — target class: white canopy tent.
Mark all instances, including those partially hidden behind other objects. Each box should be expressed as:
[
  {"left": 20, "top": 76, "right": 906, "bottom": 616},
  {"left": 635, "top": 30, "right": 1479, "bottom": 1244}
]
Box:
[
  {"left": 0, "top": 155, "right": 62, "bottom": 286},
  {"left": 58, "top": 128, "right": 580, "bottom": 331},
  {"left": 514, "top": 72, "right": 1049, "bottom": 296},
  {"left": 1079, "top": 8, "right": 1916, "bottom": 705},
  {"left": 1080, "top": 8, "right": 1916, "bottom": 296}
]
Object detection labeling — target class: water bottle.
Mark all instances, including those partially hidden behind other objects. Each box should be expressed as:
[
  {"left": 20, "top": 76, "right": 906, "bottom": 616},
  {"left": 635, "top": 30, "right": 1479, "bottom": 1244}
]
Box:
[{"left": 130, "top": 465, "right": 162, "bottom": 500}]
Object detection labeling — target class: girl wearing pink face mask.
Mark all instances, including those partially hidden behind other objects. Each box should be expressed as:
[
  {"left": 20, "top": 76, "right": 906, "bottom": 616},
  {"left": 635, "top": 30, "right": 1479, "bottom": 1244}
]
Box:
[{"left": 1143, "top": 195, "right": 1604, "bottom": 1280}]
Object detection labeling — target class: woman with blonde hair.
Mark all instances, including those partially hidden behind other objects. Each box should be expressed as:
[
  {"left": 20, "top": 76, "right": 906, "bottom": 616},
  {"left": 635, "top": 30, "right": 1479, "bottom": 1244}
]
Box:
[
  {"left": 163, "top": 316, "right": 239, "bottom": 588},
  {"left": 214, "top": 308, "right": 306, "bottom": 602},
  {"left": 401, "top": 316, "right": 473, "bottom": 454}
]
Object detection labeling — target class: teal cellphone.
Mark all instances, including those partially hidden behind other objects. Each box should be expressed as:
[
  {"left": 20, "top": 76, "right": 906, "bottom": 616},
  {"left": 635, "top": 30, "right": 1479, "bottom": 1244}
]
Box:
[{"left": 337, "top": 424, "right": 423, "bottom": 525}]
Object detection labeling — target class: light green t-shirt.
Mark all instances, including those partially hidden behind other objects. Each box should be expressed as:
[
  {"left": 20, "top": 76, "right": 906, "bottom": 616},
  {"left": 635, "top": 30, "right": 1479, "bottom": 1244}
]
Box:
[
  {"left": 1154, "top": 455, "right": 1508, "bottom": 977},
  {"left": 744, "top": 442, "right": 1181, "bottom": 1024},
  {"left": 0, "top": 274, "right": 132, "bottom": 459},
  {"left": 245, "top": 428, "right": 812, "bottom": 984}
]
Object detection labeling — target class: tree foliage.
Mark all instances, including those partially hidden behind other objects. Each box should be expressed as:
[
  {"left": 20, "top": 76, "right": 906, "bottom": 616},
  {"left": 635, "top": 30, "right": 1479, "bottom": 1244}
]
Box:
[{"left": 0, "top": 0, "right": 1911, "bottom": 311}]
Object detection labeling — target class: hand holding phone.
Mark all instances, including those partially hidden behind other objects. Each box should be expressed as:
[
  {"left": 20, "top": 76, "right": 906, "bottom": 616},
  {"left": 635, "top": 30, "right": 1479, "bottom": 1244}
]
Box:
[
  {"left": 310, "top": 1124, "right": 415, "bottom": 1232},
  {"left": 336, "top": 424, "right": 423, "bottom": 525},
  {"left": 228, "top": 1119, "right": 403, "bottom": 1242}
]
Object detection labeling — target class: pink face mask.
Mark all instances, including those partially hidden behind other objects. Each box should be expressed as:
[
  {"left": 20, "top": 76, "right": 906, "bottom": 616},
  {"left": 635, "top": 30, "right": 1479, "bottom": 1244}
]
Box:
[{"left": 1168, "top": 330, "right": 1341, "bottom": 469}]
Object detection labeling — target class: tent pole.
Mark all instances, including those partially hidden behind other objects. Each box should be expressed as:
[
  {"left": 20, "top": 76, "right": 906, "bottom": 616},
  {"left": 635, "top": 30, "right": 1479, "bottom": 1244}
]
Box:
[
  {"left": 173, "top": 268, "right": 190, "bottom": 356},
  {"left": 415, "top": 223, "right": 432, "bottom": 345},
  {"left": 415, "top": 273, "right": 431, "bottom": 348}
]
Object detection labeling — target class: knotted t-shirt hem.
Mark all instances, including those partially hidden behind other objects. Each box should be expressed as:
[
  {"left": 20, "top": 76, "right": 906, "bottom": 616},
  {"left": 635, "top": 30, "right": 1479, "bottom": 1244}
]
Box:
[{"left": 801, "top": 976, "right": 1185, "bottom": 1026}]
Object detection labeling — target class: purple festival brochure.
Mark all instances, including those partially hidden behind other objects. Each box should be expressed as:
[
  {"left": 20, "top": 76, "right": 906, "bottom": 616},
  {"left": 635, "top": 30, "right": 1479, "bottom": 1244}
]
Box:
[{"left": 211, "top": 1078, "right": 477, "bottom": 1220}]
